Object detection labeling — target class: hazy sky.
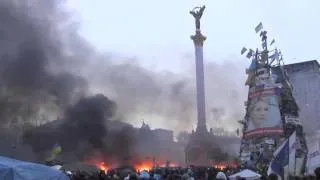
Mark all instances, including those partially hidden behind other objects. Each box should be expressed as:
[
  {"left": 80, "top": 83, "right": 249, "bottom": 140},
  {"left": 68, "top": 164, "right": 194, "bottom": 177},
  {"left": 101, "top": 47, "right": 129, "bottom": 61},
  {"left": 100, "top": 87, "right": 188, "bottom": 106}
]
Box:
[
  {"left": 64, "top": 0, "right": 320, "bottom": 131},
  {"left": 67, "top": 0, "right": 320, "bottom": 72}
]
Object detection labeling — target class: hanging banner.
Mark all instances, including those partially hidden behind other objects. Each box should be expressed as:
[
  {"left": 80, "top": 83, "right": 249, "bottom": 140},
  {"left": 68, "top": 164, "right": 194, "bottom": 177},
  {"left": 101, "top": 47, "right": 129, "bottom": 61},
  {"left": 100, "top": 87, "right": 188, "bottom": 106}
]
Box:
[
  {"left": 244, "top": 85, "right": 283, "bottom": 139},
  {"left": 285, "top": 115, "right": 302, "bottom": 125},
  {"left": 306, "top": 142, "right": 320, "bottom": 175},
  {"left": 264, "top": 139, "right": 275, "bottom": 145}
]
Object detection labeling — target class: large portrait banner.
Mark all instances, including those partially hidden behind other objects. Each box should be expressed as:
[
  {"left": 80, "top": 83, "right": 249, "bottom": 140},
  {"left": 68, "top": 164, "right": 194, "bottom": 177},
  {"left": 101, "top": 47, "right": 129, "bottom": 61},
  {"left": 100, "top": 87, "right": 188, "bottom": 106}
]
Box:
[{"left": 244, "top": 85, "right": 283, "bottom": 139}]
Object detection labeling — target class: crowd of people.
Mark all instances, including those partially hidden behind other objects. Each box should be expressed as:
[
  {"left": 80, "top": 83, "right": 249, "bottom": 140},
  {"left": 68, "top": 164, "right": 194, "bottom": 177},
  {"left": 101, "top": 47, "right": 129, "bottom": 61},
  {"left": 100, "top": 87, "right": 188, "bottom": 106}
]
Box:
[
  {"left": 67, "top": 166, "right": 235, "bottom": 180},
  {"left": 63, "top": 166, "right": 320, "bottom": 180}
]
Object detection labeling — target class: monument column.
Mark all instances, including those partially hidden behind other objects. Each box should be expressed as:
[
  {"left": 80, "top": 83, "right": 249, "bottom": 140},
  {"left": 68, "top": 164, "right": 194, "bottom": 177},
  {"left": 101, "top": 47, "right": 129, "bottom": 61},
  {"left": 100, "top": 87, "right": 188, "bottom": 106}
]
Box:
[{"left": 190, "top": 6, "right": 207, "bottom": 134}]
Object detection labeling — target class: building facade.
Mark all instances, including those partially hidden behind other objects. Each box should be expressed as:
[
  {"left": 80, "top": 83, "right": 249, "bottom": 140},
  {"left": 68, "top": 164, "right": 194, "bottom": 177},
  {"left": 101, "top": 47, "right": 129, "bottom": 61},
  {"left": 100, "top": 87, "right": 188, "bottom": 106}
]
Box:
[{"left": 281, "top": 60, "right": 320, "bottom": 137}]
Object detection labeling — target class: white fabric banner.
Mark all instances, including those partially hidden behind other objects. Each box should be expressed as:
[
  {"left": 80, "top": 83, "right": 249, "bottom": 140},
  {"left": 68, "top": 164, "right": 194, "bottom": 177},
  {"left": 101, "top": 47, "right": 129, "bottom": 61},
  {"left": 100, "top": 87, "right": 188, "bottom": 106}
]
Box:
[
  {"left": 288, "top": 131, "right": 297, "bottom": 175},
  {"left": 306, "top": 141, "right": 320, "bottom": 175}
]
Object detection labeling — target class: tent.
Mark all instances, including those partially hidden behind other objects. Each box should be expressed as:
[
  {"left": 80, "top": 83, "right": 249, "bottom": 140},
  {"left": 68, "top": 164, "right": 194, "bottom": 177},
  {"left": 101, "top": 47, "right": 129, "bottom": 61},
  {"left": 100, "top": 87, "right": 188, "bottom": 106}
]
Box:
[
  {"left": 0, "top": 156, "right": 68, "bottom": 180},
  {"left": 51, "top": 165, "right": 63, "bottom": 170},
  {"left": 229, "top": 169, "right": 261, "bottom": 180}
]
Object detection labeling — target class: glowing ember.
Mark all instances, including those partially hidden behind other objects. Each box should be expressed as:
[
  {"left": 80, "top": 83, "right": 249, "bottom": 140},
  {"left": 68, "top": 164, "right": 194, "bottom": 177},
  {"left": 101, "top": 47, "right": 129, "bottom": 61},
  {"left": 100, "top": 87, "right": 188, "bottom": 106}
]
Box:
[{"left": 97, "top": 162, "right": 108, "bottom": 172}]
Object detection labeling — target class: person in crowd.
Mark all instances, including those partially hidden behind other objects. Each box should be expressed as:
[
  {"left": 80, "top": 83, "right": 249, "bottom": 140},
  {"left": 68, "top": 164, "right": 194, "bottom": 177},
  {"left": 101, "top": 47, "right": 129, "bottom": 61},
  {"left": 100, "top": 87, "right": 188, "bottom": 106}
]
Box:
[
  {"left": 153, "top": 169, "right": 161, "bottom": 180},
  {"left": 129, "top": 172, "right": 139, "bottom": 180},
  {"left": 315, "top": 167, "right": 320, "bottom": 180},
  {"left": 268, "top": 173, "right": 278, "bottom": 180},
  {"left": 216, "top": 171, "right": 227, "bottom": 180},
  {"left": 307, "top": 175, "right": 316, "bottom": 180},
  {"left": 260, "top": 175, "right": 267, "bottom": 180}
]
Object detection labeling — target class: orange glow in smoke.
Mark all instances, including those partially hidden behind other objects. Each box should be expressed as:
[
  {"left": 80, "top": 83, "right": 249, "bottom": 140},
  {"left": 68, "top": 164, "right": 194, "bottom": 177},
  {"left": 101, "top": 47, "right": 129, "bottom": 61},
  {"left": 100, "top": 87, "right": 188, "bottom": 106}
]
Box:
[
  {"left": 97, "top": 162, "right": 108, "bottom": 172},
  {"left": 214, "top": 165, "right": 226, "bottom": 170},
  {"left": 212, "top": 161, "right": 238, "bottom": 170},
  {"left": 168, "top": 162, "right": 177, "bottom": 167},
  {"left": 159, "top": 162, "right": 177, "bottom": 168},
  {"left": 135, "top": 162, "right": 152, "bottom": 172}
]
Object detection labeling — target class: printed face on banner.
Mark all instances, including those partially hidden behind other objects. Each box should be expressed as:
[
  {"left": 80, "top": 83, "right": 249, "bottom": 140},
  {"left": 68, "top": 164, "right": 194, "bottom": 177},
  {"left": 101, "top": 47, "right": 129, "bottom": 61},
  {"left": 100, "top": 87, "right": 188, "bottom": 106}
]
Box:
[
  {"left": 255, "top": 68, "right": 269, "bottom": 85},
  {"left": 250, "top": 98, "right": 269, "bottom": 127},
  {"left": 247, "top": 94, "right": 282, "bottom": 133}
]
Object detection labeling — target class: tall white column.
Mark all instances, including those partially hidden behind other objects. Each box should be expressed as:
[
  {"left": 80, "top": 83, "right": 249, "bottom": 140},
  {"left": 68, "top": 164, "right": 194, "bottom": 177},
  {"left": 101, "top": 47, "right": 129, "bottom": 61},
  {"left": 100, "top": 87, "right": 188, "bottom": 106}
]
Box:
[{"left": 191, "top": 32, "right": 207, "bottom": 134}]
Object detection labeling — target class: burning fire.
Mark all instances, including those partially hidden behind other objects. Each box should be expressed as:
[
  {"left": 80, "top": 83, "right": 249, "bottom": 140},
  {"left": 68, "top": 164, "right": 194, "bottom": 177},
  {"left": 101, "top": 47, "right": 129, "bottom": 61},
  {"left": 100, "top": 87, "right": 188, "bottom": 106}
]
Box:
[
  {"left": 97, "top": 162, "right": 108, "bottom": 172},
  {"left": 134, "top": 161, "right": 178, "bottom": 172},
  {"left": 91, "top": 159, "right": 178, "bottom": 173},
  {"left": 159, "top": 163, "right": 177, "bottom": 168},
  {"left": 213, "top": 162, "right": 238, "bottom": 170},
  {"left": 214, "top": 165, "right": 226, "bottom": 170},
  {"left": 135, "top": 162, "right": 152, "bottom": 172}
]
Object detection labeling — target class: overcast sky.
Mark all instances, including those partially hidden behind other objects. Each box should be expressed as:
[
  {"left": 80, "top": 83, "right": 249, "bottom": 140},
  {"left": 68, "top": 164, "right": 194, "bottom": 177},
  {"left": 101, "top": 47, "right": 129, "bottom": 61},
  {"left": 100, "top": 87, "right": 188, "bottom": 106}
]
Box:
[
  {"left": 65, "top": 0, "right": 320, "bottom": 131},
  {"left": 67, "top": 0, "right": 320, "bottom": 72}
]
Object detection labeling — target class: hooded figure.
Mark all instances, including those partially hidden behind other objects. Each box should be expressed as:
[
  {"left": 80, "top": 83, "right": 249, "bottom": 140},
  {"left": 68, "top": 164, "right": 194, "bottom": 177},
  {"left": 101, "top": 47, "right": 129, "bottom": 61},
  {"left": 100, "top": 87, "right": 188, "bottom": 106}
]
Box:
[{"left": 216, "top": 172, "right": 227, "bottom": 180}]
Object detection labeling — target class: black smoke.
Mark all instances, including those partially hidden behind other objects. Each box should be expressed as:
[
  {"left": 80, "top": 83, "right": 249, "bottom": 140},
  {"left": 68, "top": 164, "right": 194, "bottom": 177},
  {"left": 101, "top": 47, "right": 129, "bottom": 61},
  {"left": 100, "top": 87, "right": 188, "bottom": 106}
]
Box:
[
  {"left": 0, "top": 0, "right": 87, "bottom": 127},
  {"left": 0, "top": 0, "right": 139, "bottom": 163},
  {"left": 61, "top": 94, "right": 116, "bottom": 151},
  {"left": 0, "top": 0, "right": 246, "bottom": 164},
  {"left": 23, "top": 94, "right": 118, "bottom": 162},
  {"left": 0, "top": 0, "right": 103, "bottom": 161}
]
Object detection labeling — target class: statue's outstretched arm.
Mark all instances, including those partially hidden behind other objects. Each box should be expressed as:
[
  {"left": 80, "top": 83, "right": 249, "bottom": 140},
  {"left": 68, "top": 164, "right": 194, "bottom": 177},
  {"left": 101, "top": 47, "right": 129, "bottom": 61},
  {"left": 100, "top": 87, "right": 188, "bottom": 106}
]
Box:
[
  {"left": 189, "top": 11, "right": 196, "bottom": 17},
  {"left": 198, "top": 6, "right": 206, "bottom": 17}
]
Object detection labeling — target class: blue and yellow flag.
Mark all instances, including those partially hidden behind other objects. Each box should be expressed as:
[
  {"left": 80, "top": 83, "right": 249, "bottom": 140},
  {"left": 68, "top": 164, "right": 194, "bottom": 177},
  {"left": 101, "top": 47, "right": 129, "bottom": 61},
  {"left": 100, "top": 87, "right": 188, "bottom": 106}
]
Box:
[
  {"left": 46, "top": 143, "right": 62, "bottom": 162},
  {"left": 52, "top": 143, "right": 62, "bottom": 155}
]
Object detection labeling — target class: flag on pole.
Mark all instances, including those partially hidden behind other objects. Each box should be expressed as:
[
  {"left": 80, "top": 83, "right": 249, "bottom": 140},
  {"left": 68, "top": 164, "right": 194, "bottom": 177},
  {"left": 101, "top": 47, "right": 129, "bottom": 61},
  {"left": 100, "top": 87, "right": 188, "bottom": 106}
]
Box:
[
  {"left": 269, "top": 49, "right": 280, "bottom": 64},
  {"left": 288, "top": 131, "right": 297, "bottom": 176},
  {"left": 305, "top": 141, "right": 320, "bottom": 175},
  {"left": 255, "top": 22, "right": 263, "bottom": 33},
  {"left": 267, "top": 138, "right": 289, "bottom": 179},
  {"left": 241, "top": 47, "right": 247, "bottom": 55},
  {"left": 46, "top": 143, "right": 62, "bottom": 162},
  {"left": 245, "top": 57, "right": 257, "bottom": 85},
  {"left": 52, "top": 143, "right": 62, "bottom": 155},
  {"left": 268, "top": 132, "right": 297, "bottom": 178},
  {"left": 246, "top": 49, "right": 254, "bottom": 59},
  {"left": 269, "top": 50, "right": 279, "bottom": 59},
  {"left": 270, "top": 39, "right": 276, "bottom": 46},
  {"left": 249, "top": 57, "right": 257, "bottom": 70}
]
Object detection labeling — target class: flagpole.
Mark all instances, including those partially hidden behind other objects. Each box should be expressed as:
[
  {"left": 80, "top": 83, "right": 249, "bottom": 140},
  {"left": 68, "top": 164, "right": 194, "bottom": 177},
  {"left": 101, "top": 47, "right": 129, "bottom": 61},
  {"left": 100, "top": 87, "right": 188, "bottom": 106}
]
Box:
[{"left": 293, "top": 157, "right": 297, "bottom": 176}]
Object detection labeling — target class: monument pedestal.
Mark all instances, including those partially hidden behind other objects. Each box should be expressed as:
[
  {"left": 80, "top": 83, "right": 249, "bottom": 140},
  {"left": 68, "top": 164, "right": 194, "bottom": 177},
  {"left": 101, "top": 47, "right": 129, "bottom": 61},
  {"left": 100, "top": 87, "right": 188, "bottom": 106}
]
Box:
[{"left": 185, "top": 131, "right": 217, "bottom": 166}]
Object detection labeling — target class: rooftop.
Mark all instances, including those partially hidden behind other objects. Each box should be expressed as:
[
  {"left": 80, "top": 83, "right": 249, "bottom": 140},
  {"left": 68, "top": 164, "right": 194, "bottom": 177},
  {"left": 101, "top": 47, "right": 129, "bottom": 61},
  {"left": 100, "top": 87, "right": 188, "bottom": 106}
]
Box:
[
  {"left": 279, "top": 60, "right": 320, "bottom": 74},
  {"left": 283, "top": 60, "right": 319, "bottom": 68}
]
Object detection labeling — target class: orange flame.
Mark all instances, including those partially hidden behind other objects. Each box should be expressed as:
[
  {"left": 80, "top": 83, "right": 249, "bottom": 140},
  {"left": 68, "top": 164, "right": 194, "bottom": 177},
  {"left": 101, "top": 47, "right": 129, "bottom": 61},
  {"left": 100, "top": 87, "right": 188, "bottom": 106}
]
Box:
[
  {"left": 135, "top": 162, "right": 152, "bottom": 172},
  {"left": 214, "top": 165, "right": 226, "bottom": 170},
  {"left": 97, "top": 162, "right": 108, "bottom": 172}
]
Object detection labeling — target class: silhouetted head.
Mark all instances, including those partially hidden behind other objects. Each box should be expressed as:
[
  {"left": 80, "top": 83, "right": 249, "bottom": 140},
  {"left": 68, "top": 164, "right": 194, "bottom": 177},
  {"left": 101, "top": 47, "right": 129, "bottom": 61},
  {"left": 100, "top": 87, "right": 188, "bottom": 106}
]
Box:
[
  {"left": 315, "top": 167, "right": 320, "bottom": 178},
  {"left": 268, "top": 173, "right": 278, "bottom": 180}
]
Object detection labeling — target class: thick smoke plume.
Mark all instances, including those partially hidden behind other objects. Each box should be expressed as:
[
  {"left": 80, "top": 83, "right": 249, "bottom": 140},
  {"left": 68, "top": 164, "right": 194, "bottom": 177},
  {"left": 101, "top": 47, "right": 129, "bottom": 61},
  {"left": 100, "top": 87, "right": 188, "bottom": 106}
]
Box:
[
  {"left": 0, "top": 0, "right": 247, "bottom": 132},
  {"left": 23, "top": 94, "right": 121, "bottom": 162},
  {"left": 0, "top": 0, "right": 246, "bottom": 163},
  {"left": 61, "top": 94, "right": 115, "bottom": 150},
  {"left": 0, "top": 0, "right": 87, "bottom": 129}
]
